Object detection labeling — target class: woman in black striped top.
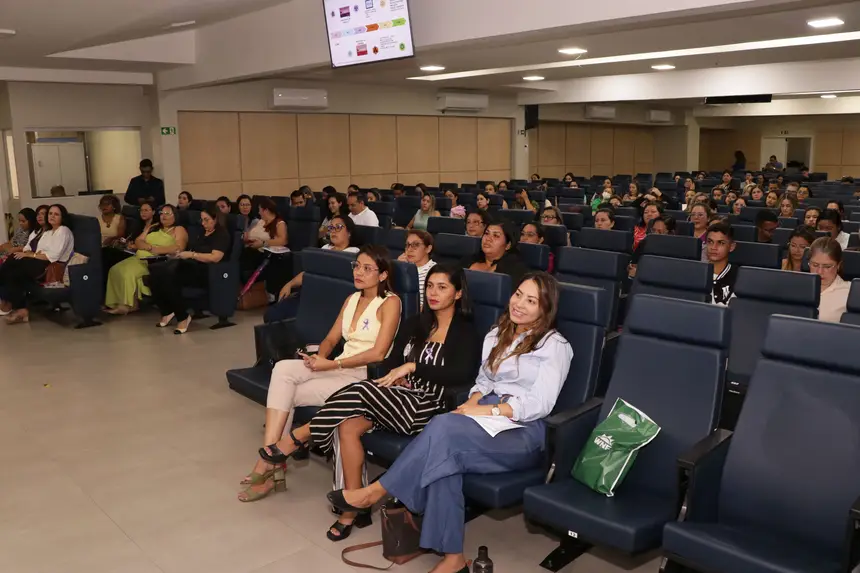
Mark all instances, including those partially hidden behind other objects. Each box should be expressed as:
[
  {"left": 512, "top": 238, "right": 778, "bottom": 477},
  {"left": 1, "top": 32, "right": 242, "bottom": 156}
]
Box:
[{"left": 308, "top": 264, "right": 481, "bottom": 541}]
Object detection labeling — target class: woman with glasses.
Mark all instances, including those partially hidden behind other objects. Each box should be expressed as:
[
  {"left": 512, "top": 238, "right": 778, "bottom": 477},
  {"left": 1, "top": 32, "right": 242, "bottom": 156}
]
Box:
[
  {"left": 540, "top": 206, "right": 564, "bottom": 227},
  {"left": 781, "top": 225, "right": 815, "bottom": 272},
  {"left": 104, "top": 203, "right": 187, "bottom": 315},
  {"left": 397, "top": 230, "right": 436, "bottom": 309},
  {"left": 807, "top": 237, "right": 850, "bottom": 322},
  {"left": 240, "top": 245, "right": 401, "bottom": 501},
  {"left": 520, "top": 222, "right": 554, "bottom": 273},
  {"left": 460, "top": 218, "right": 529, "bottom": 283},
  {"left": 689, "top": 203, "right": 712, "bottom": 261},
  {"left": 265, "top": 215, "right": 359, "bottom": 324},
  {"left": 466, "top": 210, "right": 489, "bottom": 238}
]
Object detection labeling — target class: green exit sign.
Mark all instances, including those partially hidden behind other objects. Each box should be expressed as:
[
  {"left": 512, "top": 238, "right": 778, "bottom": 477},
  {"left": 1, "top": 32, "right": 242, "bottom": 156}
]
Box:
[{"left": 161, "top": 126, "right": 177, "bottom": 136}]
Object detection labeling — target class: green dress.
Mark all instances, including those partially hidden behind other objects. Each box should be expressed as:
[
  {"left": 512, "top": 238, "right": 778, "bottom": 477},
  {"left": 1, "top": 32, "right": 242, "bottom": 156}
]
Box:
[{"left": 104, "top": 229, "right": 176, "bottom": 308}]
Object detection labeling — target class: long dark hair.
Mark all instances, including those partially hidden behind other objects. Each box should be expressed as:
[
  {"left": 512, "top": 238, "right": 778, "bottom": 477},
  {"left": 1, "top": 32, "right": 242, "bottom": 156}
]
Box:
[
  {"left": 478, "top": 218, "right": 518, "bottom": 263},
  {"left": 202, "top": 203, "right": 224, "bottom": 231},
  {"left": 406, "top": 265, "right": 471, "bottom": 362},
  {"left": 36, "top": 204, "right": 50, "bottom": 231},
  {"left": 357, "top": 244, "right": 394, "bottom": 297},
  {"left": 330, "top": 214, "right": 356, "bottom": 247},
  {"left": 486, "top": 271, "right": 559, "bottom": 375},
  {"left": 257, "top": 197, "right": 283, "bottom": 238},
  {"left": 18, "top": 208, "right": 38, "bottom": 234}
]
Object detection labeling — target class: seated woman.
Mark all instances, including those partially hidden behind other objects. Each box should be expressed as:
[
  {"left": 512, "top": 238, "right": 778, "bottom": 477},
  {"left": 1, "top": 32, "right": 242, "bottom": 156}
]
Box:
[
  {"left": 590, "top": 186, "right": 614, "bottom": 209},
  {"left": 240, "top": 246, "right": 401, "bottom": 499},
  {"left": 460, "top": 218, "right": 529, "bottom": 283},
  {"left": 148, "top": 204, "right": 231, "bottom": 334},
  {"left": 765, "top": 191, "right": 779, "bottom": 209},
  {"left": 475, "top": 192, "right": 491, "bottom": 212},
  {"left": 512, "top": 188, "right": 543, "bottom": 212},
  {"left": 483, "top": 183, "right": 508, "bottom": 209},
  {"left": 594, "top": 207, "right": 615, "bottom": 230},
  {"left": 781, "top": 225, "right": 815, "bottom": 272},
  {"left": 240, "top": 197, "right": 288, "bottom": 295},
  {"left": 397, "top": 230, "right": 436, "bottom": 309},
  {"left": 444, "top": 189, "right": 464, "bottom": 219},
  {"left": 320, "top": 192, "right": 348, "bottom": 239},
  {"left": 177, "top": 191, "right": 193, "bottom": 210},
  {"left": 622, "top": 182, "right": 641, "bottom": 203},
  {"left": 540, "top": 206, "right": 564, "bottom": 227},
  {"left": 816, "top": 209, "right": 850, "bottom": 250},
  {"left": 807, "top": 237, "right": 850, "bottom": 322},
  {"left": 0, "top": 208, "right": 38, "bottom": 256},
  {"left": 265, "top": 214, "right": 359, "bottom": 324},
  {"left": 778, "top": 194, "right": 798, "bottom": 219},
  {"left": 731, "top": 197, "right": 747, "bottom": 215},
  {"left": 803, "top": 206, "right": 821, "bottom": 228},
  {"left": 520, "top": 222, "right": 554, "bottom": 273},
  {"left": 236, "top": 194, "right": 256, "bottom": 233},
  {"left": 215, "top": 196, "right": 233, "bottom": 215},
  {"left": 465, "top": 209, "right": 489, "bottom": 238},
  {"left": 104, "top": 203, "right": 187, "bottom": 315},
  {"left": 0, "top": 204, "right": 74, "bottom": 324},
  {"left": 633, "top": 201, "right": 664, "bottom": 249},
  {"left": 328, "top": 272, "right": 572, "bottom": 573},
  {"left": 407, "top": 193, "right": 441, "bottom": 231},
  {"left": 98, "top": 194, "right": 129, "bottom": 276}
]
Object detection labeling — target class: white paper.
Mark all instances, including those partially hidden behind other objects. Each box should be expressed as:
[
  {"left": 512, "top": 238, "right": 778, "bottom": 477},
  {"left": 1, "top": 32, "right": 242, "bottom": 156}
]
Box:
[
  {"left": 466, "top": 415, "right": 524, "bottom": 437},
  {"left": 264, "top": 246, "right": 290, "bottom": 254}
]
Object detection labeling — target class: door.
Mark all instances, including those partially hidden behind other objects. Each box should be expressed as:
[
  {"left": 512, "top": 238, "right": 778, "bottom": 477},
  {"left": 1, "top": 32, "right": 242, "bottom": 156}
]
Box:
[
  {"left": 760, "top": 137, "right": 787, "bottom": 170},
  {"left": 32, "top": 144, "right": 62, "bottom": 197},
  {"left": 786, "top": 138, "right": 811, "bottom": 169}
]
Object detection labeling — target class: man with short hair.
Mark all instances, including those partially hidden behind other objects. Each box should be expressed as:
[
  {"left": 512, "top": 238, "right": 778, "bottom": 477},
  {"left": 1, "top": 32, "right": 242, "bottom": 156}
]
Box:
[
  {"left": 706, "top": 222, "right": 738, "bottom": 306},
  {"left": 125, "top": 159, "right": 165, "bottom": 206},
  {"left": 290, "top": 190, "right": 306, "bottom": 207},
  {"left": 391, "top": 183, "right": 405, "bottom": 198},
  {"left": 755, "top": 210, "right": 779, "bottom": 243},
  {"left": 347, "top": 191, "right": 379, "bottom": 227}
]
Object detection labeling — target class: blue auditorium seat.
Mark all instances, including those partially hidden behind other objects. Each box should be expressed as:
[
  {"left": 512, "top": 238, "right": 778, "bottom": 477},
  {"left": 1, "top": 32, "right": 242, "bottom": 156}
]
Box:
[
  {"left": 426, "top": 216, "right": 465, "bottom": 235},
  {"left": 432, "top": 233, "right": 480, "bottom": 266},
  {"left": 637, "top": 234, "right": 701, "bottom": 260},
  {"left": 612, "top": 215, "right": 635, "bottom": 232},
  {"left": 394, "top": 196, "right": 422, "bottom": 228},
  {"left": 368, "top": 201, "right": 393, "bottom": 229},
  {"left": 560, "top": 212, "right": 584, "bottom": 231},
  {"left": 841, "top": 279, "right": 860, "bottom": 325},
  {"left": 524, "top": 295, "right": 729, "bottom": 570},
  {"left": 542, "top": 224, "right": 570, "bottom": 251},
  {"left": 287, "top": 205, "right": 321, "bottom": 252},
  {"left": 497, "top": 209, "right": 536, "bottom": 227},
  {"left": 389, "top": 260, "right": 419, "bottom": 322},
  {"left": 555, "top": 247, "right": 629, "bottom": 329},
  {"left": 630, "top": 255, "right": 713, "bottom": 303},
  {"left": 729, "top": 240, "right": 781, "bottom": 269},
  {"left": 575, "top": 228, "right": 633, "bottom": 254},
  {"left": 385, "top": 228, "right": 407, "bottom": 259},
  {"left": 517, "top": 243, "right": 550, "bottom": 271},
  {"left": 730, "top": 224, "right": 757, "bottom": 243},
  {"left": 352, "top": 224, "right": 386, "bottom": 247},
  {"left": 663, "top": 315, "right": 860, "bottom": 573}
]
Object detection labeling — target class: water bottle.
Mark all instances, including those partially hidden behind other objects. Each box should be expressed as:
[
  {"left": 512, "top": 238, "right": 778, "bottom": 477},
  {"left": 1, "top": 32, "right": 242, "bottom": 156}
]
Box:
[{"left": 472, "top": 545, "right": 493, "bottom": 573}]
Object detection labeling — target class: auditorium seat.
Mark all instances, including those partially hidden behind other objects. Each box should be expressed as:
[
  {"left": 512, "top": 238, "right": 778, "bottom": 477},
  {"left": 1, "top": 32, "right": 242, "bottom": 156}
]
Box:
[
  {"left": 287, "top": 205, "right": 321, "bottom": 252},
  {"left": 663, "top": 315, "right": 860, "bottom": 573},
  {"left": 612, "top": 215, "right": 635, "bottom": 232},
  {"left": 432, "top": 233, "right": 480, "bottom": 265},
  {"left": 637, "top": 234, "right": 701, "bottom": 260},
  {"left": 840, "top": 278, "right": 860, "bottom": 325},
  {"left": 575, "top": 228, "right": 633, "bottom": 254},
  {"left": 542, "top": 224, "right": 570, "bottom": 251},
  {"left": 394, "top": 196, "right": 421, "bottom": 228},
  {"left": 778, "top": 216, "right": 798, "bottom": 228},
  {"left": 730, "top": 224, "right": 757, "bottom": 243},
  {"left": 179, "top": 227, "right": 242, "bottom": 329},
  {"left": 517, "top": 242, "right": 550, "bottom": 271},
  {"left": 560, "top": 212, "right": 584, "bottom": 231},
  {"left": 426, "top": 216, "right": 465, "bottom": 235},
  {"left": 674, "top": 220, "right": 694, "bottom": 237},
  {"left": 729, "top": 241, "right": 781, "bottom": 269},
  {"left": 389, "top": 260, "right": 419, "bottom": 322},
  {"left": 368, "top": 201, "right": 393, "bottom": 229},
  {"left": 555, "top": 246, "right": 629, "bottom": 329},
  {"left": 630, "top": 255, "right": 713, "bottom": 303},
  {"left": 524, "top": 295, "right": 729, "bottom": 570},
  {"left": 497, "top": 209, "right": 535, "bottom": 227},
  {"left": 385, "top": 228, "right": 407, "bottom": 259}
]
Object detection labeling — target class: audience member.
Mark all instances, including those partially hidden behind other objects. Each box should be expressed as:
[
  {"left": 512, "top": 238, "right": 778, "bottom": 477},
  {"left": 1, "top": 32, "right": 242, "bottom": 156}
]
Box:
[
  {"left": 512, "top": 188, "right": 540, "bottom": 212},
  {"left": 778, "top": 194, "right": 798, "bottom": 218},
  {"left": 764, "top": 191, "right": 779, "bottom": 208},
  {"left": 768, "top": 181, "right": 780, "bottom": 194},
  {"left": 807, "top": 237, "right": 850, "bottom": 322},
  {"left": 241, "top": 197, "right": 289, "bottom": 294},
  {"left": 731, "top": 197, "right": 748, "bottom": 216},
  {"left": 689, "top": 203, "right": 712, "bottom": 245},
  {"left": 633, "top": 201, "right": 663, "bottom": 249},
  {"left": 407, "top": 193, "right": 441, "bottom": 231},
  {"left": 750, "top": 186, "right": 764, "bottom": 202},
  {"left": 816, "top": 209, "right": 850, "bottom": 249},
  {"left": 347, "top": 184, "right": 360, "bottom": 194},
  {"left": 50, "top": 185, "right": 65, "bottom": 197},
  {"left": 347, "top": 191, "right": 379, "bottom": 227},
  {"left": 765, "top": 154, "right": 783, "bottom": 171},
  {"left": 289, "top": 190, "right": 306, "bottom": 208},
  {"left": 724, "top": 190, "right": 738, "bottom": 206},
  {"left": 568, "top": 180, "right": 579, "bottom": 189},
  {"left": 826, "top": 200, "right": 845, "bottom": 219},
  {"left": 104, "top": 204, "right": 187, "bottom": 315},
  {"left": 177, "top": 191, "right": 193, "bottom": 210},
  {"left": 562, "top": 173, "right": 573, "bottom": 184},
  {"left": 732, "top": 150, "right": 746, "bottom": 172},
  {"left": 484, "top": 182, "right": 508, "bottom": 208},
  {"left": 461, "top": 219, "right": 529, "bottom": 283},
  {"left": 327, "top": 272, "right": 572, "bottom": 573},
  {"left": 235, "top": 195, "right": 256, "bottom": 233},
  {"left": 717, "top": 170, "right": 738, "bottom": 191},
  {"left": 466, "top": 210, "right": 489, "bottom": 238},
  {"left": 590, "top": 185, "right": 614, "bottom": 209},
  {"left": 366, "top": 190, "right": 380, "bottom": 203},
  {"left": 0, "top": 208, "right": 37, "bottom": 255},
  {"left": 125, "top": 159, "right": 165, "bottom": 207},
  {"left": 475, "top": 192, "right": 490, "bottom": 211},
  {"left": 706, "top": 222, "right": 738, "bottom": 306},
  {"left": 608, "top": 195, "right": 623, "bottom": 209},
  {"left": 782, "top": 225, "right": 815, "bottom": 272},
  {"left": 444, "top": 189, "right": 461, "bottom": 213},
  {"left": 755, "top": 210, "right": 779, "bottom": 244},
  {"left": 320, "top": 192, "right": 348, "bottom": 239},
  {"left": 594, "top": 207, "right": 616, "bottom": 230},
  {"left": 397, "top": 230, "right": 436, "bottom": 309},
  {"left": 497, "top": 180, "right": 509, "bottom": 192},
  {"left": 98, "top": 194, "right": 129, "bottom": 278},
  {"left": 301, "top": 186, "right": 314, "bottom": 202},
  {"left": 797, "top": 185, "right": 811, "bottom": 201},
  {"left": 804, "top": 206, "right": 822, "bottom": 228},
  {"left": 148, "top": 204, "right": 231, "bottom": 334},
  {"left": 742, "top": 172, "right": 754, "bottom": 188},
  {"left": 520, "top": 222, "right": 554, "bottom": 272},
  {"left": 0, "top": 204, "right": 74, "bottom": 324},
  {"left": 391, "top": 183, "right": 405, "bottom": 198},
  {"left": 682, "top": 188, "right": 696, "bottom": 212},
  {"left": 622, "top": 182, "right": 641, "bottom": 203},
  {"left": 540, "top": 206, "right": 564, "bottom": 228},
  {"left": 712, "top": 187, "right": 725, "bottom": 203},
  {"left": 244, "top": 246, "right": 401, "bottom": 502},
  {"left": 215, "top": 196, "right": 232, "bottom": 215}
]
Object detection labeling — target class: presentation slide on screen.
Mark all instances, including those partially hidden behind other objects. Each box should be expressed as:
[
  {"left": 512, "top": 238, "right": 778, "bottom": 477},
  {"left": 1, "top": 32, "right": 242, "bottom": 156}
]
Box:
[{"left": 324, "top": 0, "right": 414, "bottom": 68}]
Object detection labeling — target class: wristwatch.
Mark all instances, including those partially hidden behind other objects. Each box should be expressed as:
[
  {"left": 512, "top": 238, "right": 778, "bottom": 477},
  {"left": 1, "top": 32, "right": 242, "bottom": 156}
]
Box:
[{"left": 491, "top": 406, "right": 501, "bottom": 416}]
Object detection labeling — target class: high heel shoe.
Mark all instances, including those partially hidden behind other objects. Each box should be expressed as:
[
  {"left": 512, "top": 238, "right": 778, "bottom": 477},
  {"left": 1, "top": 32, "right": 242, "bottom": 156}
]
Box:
[
  {"left": 174, "top": 317, "right": 191, "bottom": 335},
  {"left": 326, "top": 489, "right": 369, "bottom": 514},
  {"left": 258, "top": 430, "right": 305, "bottom": 464},
  {"left": 326, "top": 511, "right": 372, "bottom": 542},
  {"left": 240, "top": 463, "right": 284, "bottom": 486},
  {"left": 156, "top": 313, "right": 175, "bottom": 327},
  {"left": 238, "top": 465, "right": 286, "bottom": 502}
]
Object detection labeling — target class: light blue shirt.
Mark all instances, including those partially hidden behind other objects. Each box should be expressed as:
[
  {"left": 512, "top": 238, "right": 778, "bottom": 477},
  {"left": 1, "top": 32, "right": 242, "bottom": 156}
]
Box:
[{"left": 469, "top": 328, "right": 573, "bottom": 422}]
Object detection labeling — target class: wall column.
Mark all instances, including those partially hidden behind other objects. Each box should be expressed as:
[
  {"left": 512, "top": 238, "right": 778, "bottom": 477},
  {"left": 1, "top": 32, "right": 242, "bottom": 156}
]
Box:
[
  {"left": 685, "top": 111, "right": 701, "bottom": 172},
  {"left": 512, "top": 106, "right": 529, "bottom": 179}
]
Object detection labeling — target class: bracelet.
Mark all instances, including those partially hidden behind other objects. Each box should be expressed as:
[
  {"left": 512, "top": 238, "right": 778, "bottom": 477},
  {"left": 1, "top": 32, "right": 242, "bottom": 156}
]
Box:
[{"left": 337, "top": 359, "right": 343, "bottom": 369}]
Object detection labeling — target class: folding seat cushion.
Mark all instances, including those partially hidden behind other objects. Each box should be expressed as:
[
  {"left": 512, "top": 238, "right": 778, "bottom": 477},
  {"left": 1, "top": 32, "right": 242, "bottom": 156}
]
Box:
[
  {"left": 555, "top": 246, "right": 629, "bottom": 329},
  {"left": 426, "top": 216, "right": 465, "bottom": 236},
  {"left": 637, "top": 234, "right": 701, "bottom": 261},
  {"left": 576, "top": 228, "right": 633, "bottom": 254},
  {"left": 524, "top": 295, "right": 728, "bottom": 559},
  {"left": 663, "top": 316, "right": 860, "bottom": 573},
  {"left": 432, "top": 233, "right": 480, "bottom": 266},
  {"left": 517, "top": 243, "right": 550, "bottom": 271},
  {"left": 630, "top": 255, "right": 713, "bottom": 303},
  {"left": 729, "top": 241, "right": 781, "bottom": 269}
]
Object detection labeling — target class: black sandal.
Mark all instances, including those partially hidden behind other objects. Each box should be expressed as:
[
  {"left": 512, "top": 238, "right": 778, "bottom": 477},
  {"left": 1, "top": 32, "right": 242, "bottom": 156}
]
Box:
[
  {"left": 258, "top": 430, "right": 304, "bottom": 464},
  {"left": 326, "top": 512, "right": 372, "bottom": 542},
  {"left": 327, "top": 489, "right": 369, "bottom": 513}
]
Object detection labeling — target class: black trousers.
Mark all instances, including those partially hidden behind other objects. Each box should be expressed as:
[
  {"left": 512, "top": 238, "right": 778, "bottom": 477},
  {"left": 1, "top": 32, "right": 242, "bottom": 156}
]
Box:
[
  {"left": 0, "top": 258, "right": 50, "bottom": 309},
  {"left": 240, "top": 248, "right": 291, "bottom": 296},
  {"left": 148, "top": 259, "right": 209, "bottom": 321}
]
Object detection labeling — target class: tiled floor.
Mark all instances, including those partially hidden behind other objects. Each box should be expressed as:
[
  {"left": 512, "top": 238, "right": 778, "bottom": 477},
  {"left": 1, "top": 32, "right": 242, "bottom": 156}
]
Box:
[{"left": 0, "top": 310, "right": 661, "bottom": 573}]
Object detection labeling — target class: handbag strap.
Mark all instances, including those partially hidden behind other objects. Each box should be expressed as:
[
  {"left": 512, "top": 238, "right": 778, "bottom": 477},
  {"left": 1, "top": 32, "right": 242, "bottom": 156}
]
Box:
[{"left": 341, "top": 541, "right": 394, "bottom": 571}]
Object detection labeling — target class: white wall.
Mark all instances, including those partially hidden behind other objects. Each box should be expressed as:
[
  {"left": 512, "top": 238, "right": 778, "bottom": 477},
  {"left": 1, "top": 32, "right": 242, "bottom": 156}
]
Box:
[
  {"left": 85, "top": 130, "right": 143, "bottom": 195},
  {"left": 539, "top": 102, "right": 685, "bottom": 126}
]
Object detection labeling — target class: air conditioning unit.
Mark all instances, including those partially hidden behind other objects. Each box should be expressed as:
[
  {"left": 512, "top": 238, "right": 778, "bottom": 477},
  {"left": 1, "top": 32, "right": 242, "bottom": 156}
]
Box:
[
  {"left": 584, "top": 105, "right": 617, "bottom": 120},
  {"left": 647, "top": 109, "right": 673, "bottom": 123},
  {"left": 270, "top": 88, "right": 329, "bottom": 109},
  {"left": 436, "top": 93, "right": 489, "bottom": 112}
]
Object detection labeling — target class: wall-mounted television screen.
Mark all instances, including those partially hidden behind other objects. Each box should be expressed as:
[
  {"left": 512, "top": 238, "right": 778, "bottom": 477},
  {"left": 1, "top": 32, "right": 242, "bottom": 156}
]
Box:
[{"left": 323, "top": 0, "right": 415, "bottom": 68}]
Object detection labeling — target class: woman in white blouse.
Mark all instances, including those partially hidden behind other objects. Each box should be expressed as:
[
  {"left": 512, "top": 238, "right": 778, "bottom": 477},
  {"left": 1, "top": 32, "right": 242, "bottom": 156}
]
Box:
[
  {"left": 327, "top": 272, "right": 572, "bottom": 573},
  {"left": 0, "top": 204, "right": 74, "bottom": 324}
]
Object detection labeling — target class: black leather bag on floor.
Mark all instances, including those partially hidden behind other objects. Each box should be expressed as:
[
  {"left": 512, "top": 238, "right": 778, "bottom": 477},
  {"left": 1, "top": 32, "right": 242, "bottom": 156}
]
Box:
[{"left": 341, "top": 500, "right": 425, "bottom": 570}]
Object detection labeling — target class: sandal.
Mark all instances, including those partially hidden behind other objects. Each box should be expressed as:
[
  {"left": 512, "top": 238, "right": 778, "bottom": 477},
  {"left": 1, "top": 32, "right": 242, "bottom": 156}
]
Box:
[
  {"left": 156, "top": 313, "right": 175, "bottom": 328},
  {"left": 326, "top": 512, "right": 372, "bottom": 542},
  {"left": 326, "top": 489, "right": 369, "bottom": 514},
  {"left": 238, "top": 466, "right": 286, "bottom": 503},
  {"left": 5, "top": 312, "right": 29, "bottom": 325},
  {"left": 258, "top": 430, "right": 305, "bottom": 464},
  {"left": 240, "top": 463, "right": 284, "bottom": 486}
]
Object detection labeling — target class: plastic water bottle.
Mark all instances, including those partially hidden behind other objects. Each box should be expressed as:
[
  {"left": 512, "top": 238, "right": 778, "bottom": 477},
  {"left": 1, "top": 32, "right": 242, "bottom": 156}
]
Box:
[{"left": 473, "top": 546, "right": 493, "bottom": 573}]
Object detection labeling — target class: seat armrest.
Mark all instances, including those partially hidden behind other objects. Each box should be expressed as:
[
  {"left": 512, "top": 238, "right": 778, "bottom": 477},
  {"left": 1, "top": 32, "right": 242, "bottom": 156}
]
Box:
[
  {"left": 596, "top": 331, "right": 621, "bottom": 397},
  {"left": 366, "top": 362, "right": 387, "bottom": 380},
  {"left": 842, "top": 495, "right": 860, "bottom": 571},
  {"left": 442, "top": 384, "right": 474, "bottom": 411},
  {"left": 253, "top": 319, "right": 299, "bottom": 366},
  {"left": 545, "top": 397, "right": 603, "bottom": 481},
  {"left": 676, "top": 429, "right": 733, "bottom": 523}
]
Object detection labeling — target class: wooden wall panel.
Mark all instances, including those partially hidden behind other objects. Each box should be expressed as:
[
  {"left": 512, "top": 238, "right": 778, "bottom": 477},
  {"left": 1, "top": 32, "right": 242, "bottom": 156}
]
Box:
[
  {"left": 565, "top": 124, "right": 591, "bottom": 174},
  {"left": 590, "top": 127, "right": 614, "bottom": 172},
  {"left": 440, "top": 171, "right": 478, "bottom": 186},
  {"left": 634, "top": 130, "right": 654, "bottom": 176},
  {"left": 299, "top": 176, "right": 351, "bottom": 192},
  {"left": 350, "top": 174, "right": 397, "bottom": 189},
  {"left": 477, "top": 170, "right": 511, "bottom": 184},
  {"left": 350, "top": 115, "right": 397, "bottom": 175},
  {"left": 477, "top": 118, "right": 512, "bottom": 171},
  {"left": 242, "top": 179, "right": 299, "bottom": 198},
  {"left": 297, "top": 114, "right": 351, "bottom": 178},
  {"left": 179, "top": 112, "right": 241, "bottom": 184},
  {"left": 814, "top": 131, "right": 843, "bottom": 168},
  {"left": 397, "top": 116, "right": 439, "bottom": 174},
  {"left": 440, "top": 117, "right": 478, "bottom": 172},
  {"left": 398, "top": 173, "right": 441, "bottom": 186},
  {"left": 613, "top": 128, "right": 636, "bottom": 175},
  {"left": 840, "top": 130, "right": 860, "bottom": 166},
  {"left": 590, "top": 164, "right": 613, "bottom": 178},
  {"left": 182, "top": 181, "right": 242, "bottom": 200},
  {"left": 537, "top": 123, "right": 565, "bottom": 167},
  {"left": 239, "top": 113, "right": 298, "bottom": 181}
]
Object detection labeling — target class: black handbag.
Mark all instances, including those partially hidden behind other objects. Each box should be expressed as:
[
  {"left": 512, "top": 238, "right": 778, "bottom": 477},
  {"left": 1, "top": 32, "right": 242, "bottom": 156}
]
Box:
[
  {"left": 253, "top": 320, "right": 304, "bottom": 366},
  {"left": 341, "top": 500, "right": 425, "bottom": 570}
]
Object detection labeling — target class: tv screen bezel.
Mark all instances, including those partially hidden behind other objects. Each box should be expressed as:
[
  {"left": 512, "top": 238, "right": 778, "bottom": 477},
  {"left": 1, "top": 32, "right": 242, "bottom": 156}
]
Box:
[{"left": 322, "top": 0, "right": 417, "bottom": 69}]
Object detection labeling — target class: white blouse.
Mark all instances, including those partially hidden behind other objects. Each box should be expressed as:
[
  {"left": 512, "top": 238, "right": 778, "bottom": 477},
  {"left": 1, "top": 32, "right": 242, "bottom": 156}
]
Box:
[{"left": 24, "top": 226, "right": 74, "bottom": 263}]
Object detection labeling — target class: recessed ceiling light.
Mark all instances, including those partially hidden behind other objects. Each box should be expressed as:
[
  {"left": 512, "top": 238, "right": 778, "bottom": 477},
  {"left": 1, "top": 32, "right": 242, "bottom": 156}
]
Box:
[
  {"left": 420, "top": 65, "right": 445, "bottom": 72},
  {"left": 651, "top": 64, "right": 675, "bottom": 70},
  {"left": 808, "top": 17, "right": 844, "bottom": 28},
  {"left": 166, "top": 20, "right": 196, "bottom": 29},
  {"left": 523, "top": 76, "right": 545, "bottom": 81},
  {"left": 821, "top": 94, "right": 838, "bottom": 99},
  {"left": 558, "top": 47, "right": 588, "bottom": 55},
  {"left": 0, "top": 29, "right": 16, "bottom": 38}
]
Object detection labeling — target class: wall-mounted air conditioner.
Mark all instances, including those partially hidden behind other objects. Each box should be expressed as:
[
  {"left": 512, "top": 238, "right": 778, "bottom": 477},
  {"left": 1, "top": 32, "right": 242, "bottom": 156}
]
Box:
[
  {"left": 270, "top": 88, "right": 329, "bottom": 109},
  {"left": 584, "top": 105, "right": 617, "bottom": 120},
  {"left": 436, "top": 93, "right": 490, "bottom": 113},
  {"left": 647, "top": 109, "right": 673, "bottom": 123}
]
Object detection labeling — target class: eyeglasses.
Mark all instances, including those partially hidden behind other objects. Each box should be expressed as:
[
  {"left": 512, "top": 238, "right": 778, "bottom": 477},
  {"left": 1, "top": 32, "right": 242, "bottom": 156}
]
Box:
[
  {"left": 405, "top": 241, "right": 424, "bottom": 250},
  {"left": 521, "top": 231, "right": 537, "bottom": 238},
  {"left": 541, "top": 215, "right": 558, "bottom": 222},
  {"left": 809, "top": 262, "right": 836, "bottom": 271},
  {"left": 350, "top": 261, "right": 379, "bottom": 274},
  {"left": 328, "top": 224, "right": 346, "bottom": 232}
]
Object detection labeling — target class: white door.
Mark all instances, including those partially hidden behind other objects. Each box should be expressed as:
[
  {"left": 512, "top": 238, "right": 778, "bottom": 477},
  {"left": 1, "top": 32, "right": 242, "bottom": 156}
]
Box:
[
  {"left": 32, "top": 144, "right": 62, "bottom": 197},
  {"left": 760, "top": 137, "right": 787, "bottom": 169},
  {"left": 57, "top": 142, "right": 88, "bottom": 195}
]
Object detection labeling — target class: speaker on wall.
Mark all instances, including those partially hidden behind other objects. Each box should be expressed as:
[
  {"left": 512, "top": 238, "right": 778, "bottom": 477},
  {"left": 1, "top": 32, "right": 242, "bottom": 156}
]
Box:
[{"left": 525, "top": 105, "right": 539, "bottom": 131}]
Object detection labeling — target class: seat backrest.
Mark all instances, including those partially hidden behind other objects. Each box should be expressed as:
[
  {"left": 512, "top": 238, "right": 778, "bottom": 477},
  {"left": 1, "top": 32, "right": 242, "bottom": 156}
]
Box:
[
  {"left": 295, "top": 249, "right": 358, "bottom": 343},
  {"left": 517, "top": 242, "right": 550, "bottom": 271},
  {"left": 728, "top": 241, "right": 781, "bottom": 269},
  {"left": 555, "top": 246, "right": 629, "bottom": 329},
  {"left": 389, "top": 260, "right": 419, "bottom": 322},
  {"left": 576, "top": 227, "right": 633, "bottom": 254},
  {"left": 433, "top": 233, "right": 480, "bottom": 266},
  {"left": 638, "top": 234, "right": 701, "bottom": 261},
  {"left": 602, "top": 295, "right": 728, "bottom": 496},
  {"left": 287, "top": 205, "right": 321, "bottom": 252},
  {"left": 67, "top": 215, "right": 102, "bottom": 263},
  {"left": 631, "top": 255, "right": 713, "bottom": 303},
  {"left": 719, "top": 315, "right": 860, "bottom": 554},
  {"left": 727, "top": 267, "right": 820, "bottom": 385},
  {"left": 842, "top": 250, "right": 860, "bottom": 282},
  {"left": 464, "top": 270, "right": 511, "bottom": 338},
  {"left": 353, "top": 224, "right": 386, "bottom": 247},
  {"left": 840, "top": 278, "right": 860, "bottom": 325},
  {"left": 385, "top": 228, "right": 408, "bottom": 259},
  {"left": 543, "top": 224, "right": 569, "bottom": 250},
  {"left": 730, "top": 224, "right": 757, "bottom": 243},
  {"left": 427, "top": 216, "right": 465, "bottom": 236},
  {"left": 612, "top": 215, "right": 635, "bottom": 232},
  {"left": 368, "top": 201, "right": 393, "bottom": 229},
  {"left": 497, "top": 209, "right": 535, "bottom": 227},
  {"left": 394, "top": 196, "right": 422, "bottom": 227},
  {"left": 674, "top": 220, "right": 694, "bottom": 237},
  {"left": 560, "top": 212, "right": 584, "bottom": 231},
  {"left": 553, "top": 283, "right": 611, "bottom": 414}
]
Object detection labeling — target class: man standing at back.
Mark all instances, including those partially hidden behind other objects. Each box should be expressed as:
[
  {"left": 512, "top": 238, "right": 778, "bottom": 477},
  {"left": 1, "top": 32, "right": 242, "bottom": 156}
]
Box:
[
  {"left": 125, "top": 159, "right": 165, "bottom": 207},
  {"left": 347, "top": 190, "right": 379, "bottom": 227}
]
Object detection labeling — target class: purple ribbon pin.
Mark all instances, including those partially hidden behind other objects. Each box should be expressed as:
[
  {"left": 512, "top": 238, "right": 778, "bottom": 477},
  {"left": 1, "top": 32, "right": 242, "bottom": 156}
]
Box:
[{"left": 362, "top": 318, "right": 370, "bottom": 330}]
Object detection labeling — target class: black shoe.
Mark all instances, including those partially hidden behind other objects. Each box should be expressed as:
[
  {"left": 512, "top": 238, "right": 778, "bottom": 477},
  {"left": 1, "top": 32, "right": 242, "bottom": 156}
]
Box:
[
  {"left": 258, "top": 430, "right": 304, "bottom": 464},
  {"left": 327, "top": 489, "right": 368, "bottom": 514},
  {"left": 325, "top": 512, "right": 372, "bottom": 542}
]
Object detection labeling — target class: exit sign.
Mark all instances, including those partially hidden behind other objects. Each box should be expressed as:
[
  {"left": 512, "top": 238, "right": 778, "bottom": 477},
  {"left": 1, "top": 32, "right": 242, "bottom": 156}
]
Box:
[{"left": 161, "top": 126, "right": 177, "bottom": 136}]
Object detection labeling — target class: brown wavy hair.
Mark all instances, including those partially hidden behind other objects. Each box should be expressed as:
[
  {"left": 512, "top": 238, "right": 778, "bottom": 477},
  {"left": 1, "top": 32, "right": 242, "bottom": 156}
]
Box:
[{"left": 485, "top": 271, "right": 560, "bottom": 375}]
